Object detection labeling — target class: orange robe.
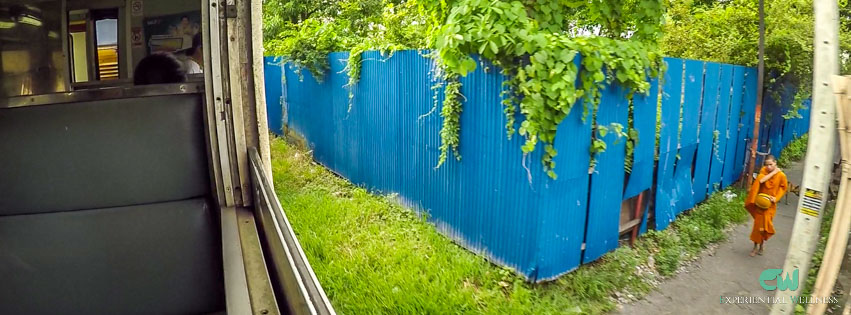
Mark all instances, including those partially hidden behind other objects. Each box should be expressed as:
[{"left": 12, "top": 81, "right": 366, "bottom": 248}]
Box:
[{"left": 744, "top": 167, "right": 788, "bottom": 243}]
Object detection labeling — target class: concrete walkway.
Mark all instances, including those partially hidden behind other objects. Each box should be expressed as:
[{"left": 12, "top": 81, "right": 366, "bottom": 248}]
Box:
[{"left": 616, "top": 162, "right": 804, "bottom": 315}]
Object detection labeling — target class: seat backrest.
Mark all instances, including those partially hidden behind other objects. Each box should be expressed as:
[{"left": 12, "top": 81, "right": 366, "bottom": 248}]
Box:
[
  {"left": 0, "top": 92, "right": 225, "bottom": 314},
  {"left": 0, "top": 94, "right": 210, "bottom": 215}
]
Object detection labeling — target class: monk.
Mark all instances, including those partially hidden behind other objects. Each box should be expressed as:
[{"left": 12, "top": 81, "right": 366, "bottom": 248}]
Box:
[{"left": 744, "top": 155, "right": 787, "bottom": 257}]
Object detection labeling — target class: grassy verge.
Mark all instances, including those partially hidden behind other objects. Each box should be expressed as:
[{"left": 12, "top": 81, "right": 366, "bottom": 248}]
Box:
[
  {"left": 270, "top": 136, "right": 750, "bottom": 314},
  {"left": 778, "top": 134, "right": 808, "bottom": 168}
]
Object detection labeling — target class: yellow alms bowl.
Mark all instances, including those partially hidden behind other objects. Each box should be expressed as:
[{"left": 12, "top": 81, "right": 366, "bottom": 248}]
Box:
[{"left": 755, "top": 193, "right": 773, "bottom": 209}]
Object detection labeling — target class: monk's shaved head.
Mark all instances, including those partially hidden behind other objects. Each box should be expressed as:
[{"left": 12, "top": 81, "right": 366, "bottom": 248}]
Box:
[{"left": 764, "top": 155, "right": 777, "bottom": 172}]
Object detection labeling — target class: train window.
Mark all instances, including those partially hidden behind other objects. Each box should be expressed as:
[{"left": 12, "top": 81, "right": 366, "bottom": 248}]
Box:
[
  {"left": 68, "top": 8, "right": 120, "bottom": 84},
  {"left": 92, "top": 9, "right": 118, "bottom": 80},
  {"left": 68, "top": 10, "right": 88, "bottom": 83},
  {"left": 3, "top": 0, "right": 205, "bottom": 95}
]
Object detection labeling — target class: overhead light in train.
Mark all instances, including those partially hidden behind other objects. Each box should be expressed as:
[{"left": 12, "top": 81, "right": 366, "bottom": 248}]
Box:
[
  {"left": 18, "top": 15, "right": 42, "bottom": 27},
  {"left": 48, "top": 31, "right": 58, "bottom": 38},
  {"left": 0, "top": 20, "right": 14, "bottom": 29}
]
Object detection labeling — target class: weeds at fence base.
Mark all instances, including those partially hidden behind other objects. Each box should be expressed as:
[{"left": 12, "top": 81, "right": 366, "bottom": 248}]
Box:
[{"left": 778, "top": 134, "right": 808, "bottom": 168}]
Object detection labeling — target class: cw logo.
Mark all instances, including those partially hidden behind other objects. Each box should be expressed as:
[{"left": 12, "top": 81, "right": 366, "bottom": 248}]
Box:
[{"left": 759, "top": 269, "right": 799, "bottom": 291}]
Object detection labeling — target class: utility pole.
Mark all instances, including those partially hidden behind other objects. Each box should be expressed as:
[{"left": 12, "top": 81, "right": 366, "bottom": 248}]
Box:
[
  {"left": 770, "top": 0, "right": 839, "bottom": 314},
  {"left": 808, "top": 75, "right": 851, "bottom": 315},
  {"left": 745, "top": 0, "right": 765, "bottom": 187}
]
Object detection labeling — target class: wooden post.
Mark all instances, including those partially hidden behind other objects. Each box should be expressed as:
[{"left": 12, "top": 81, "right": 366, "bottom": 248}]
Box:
[
  {"left": 630, "top": 191, "right": 645, "bottom": 247},
  {"left": 745, "top": 0, "right": 766, "bottom": 187},
  {"left": 771, "top": 0, "right": 839, "bottom": 313},
  {"left": 808, "top": 75, "right": 851, "bottom": 315}
]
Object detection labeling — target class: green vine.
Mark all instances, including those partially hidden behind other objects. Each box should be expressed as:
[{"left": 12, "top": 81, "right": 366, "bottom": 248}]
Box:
[
  {"left": 590, "top": 122, "right": 629, "bottom": 173},
  {"left": 266, "top": 0, "right": 665, "bottom": 178},
  {"left": 625, "top": 98, "right": 637, "bottom": 174},
  {"left": 344, "top": 44, "right": 366, "bottom": 111},
  {"left": 782, "top": 90, "right": 810, "bottom": 120},
  {"left": 432, "top": 0, "right": 664, "bottom": 178},
  {"left": 712, "top": 130, "right": 722, "bottom": 163},
  {"left": 625, "top": 128, "right": 639, "bottom": 174},
  {"left": 437, "top": 74, "right": 464, "bottom": 167}
]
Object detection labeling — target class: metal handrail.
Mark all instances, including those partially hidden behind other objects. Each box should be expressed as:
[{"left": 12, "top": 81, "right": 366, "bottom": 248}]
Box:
[
  {"left": 0, "top": 82, "right": 205, "bottom": 109},
  {"left": 248, "top": 147, "right": 335, "bottom": 315}
]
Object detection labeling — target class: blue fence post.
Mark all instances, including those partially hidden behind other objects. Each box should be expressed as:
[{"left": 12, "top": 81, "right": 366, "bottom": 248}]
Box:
[{"left": 655, "top": 58, "right": 684, "bottom": 230}]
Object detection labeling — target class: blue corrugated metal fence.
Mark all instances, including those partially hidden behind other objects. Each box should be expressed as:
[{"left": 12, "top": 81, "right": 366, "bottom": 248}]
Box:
[{"left": 262, "top": 50, "right": 810, "bottom": 281}]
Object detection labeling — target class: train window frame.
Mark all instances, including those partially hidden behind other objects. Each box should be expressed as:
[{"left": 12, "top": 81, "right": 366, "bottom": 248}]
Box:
[{"left": 67, "top": 7, "right": 126, "bottom": 88}]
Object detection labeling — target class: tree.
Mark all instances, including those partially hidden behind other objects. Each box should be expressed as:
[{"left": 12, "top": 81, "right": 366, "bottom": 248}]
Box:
[{"left": 662, "top": 0, "right": 851, "bottom": 117}]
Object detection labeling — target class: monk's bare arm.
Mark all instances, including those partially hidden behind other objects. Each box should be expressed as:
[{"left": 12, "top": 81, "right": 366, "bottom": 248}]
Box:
[{"left": 759, "top": 169, "right": 780, "bottom": 184}]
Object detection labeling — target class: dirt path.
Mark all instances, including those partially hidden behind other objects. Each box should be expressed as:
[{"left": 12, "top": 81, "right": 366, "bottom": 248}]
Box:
[{"left": 616, "top": 162, "right": 804, "bottom": 315}]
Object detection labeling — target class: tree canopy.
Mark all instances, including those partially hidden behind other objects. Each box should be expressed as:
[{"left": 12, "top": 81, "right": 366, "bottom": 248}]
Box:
[{"left": 663, "top": 0, "right": 851, "bottom": 117}]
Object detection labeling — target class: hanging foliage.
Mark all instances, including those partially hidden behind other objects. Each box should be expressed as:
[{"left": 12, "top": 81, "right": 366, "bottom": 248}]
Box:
[
  {"left": 430, "top": 0, "right": 664, "bottom": 178},
  {"left": 264, "top": 0, "right": 666, "bottom": 178}
]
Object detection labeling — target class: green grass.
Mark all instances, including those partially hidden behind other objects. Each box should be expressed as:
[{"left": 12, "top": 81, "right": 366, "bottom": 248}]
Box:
[
  {"left": 270, "top": 136, "right": 751, "bottom": 314},
  {"left": 778, "top": 134, "right": 808, "bottom": 168}
]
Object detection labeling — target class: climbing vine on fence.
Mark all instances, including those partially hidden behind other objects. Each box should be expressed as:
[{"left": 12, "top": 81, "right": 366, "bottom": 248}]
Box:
[
  {"left": 430, "top": 0, "right": 665, "bottom": 178},
  {"left": 264, "top": 0, "right": 666, "bottom": 178}
]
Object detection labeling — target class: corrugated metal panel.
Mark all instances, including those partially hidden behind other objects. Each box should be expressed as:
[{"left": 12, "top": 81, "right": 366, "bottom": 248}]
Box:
[
  {"left": 655, "top": 57, "right": 684, "bottom": 230},
  {"left": 780, "top": 88, "right": 810, "bottom": 147},
  {"left": 707, "top": 64, "right": 734, "bottom": 193},
  {"left": 533, "top": 55, "right": 590, "bottom": 280},
  {"left": 735, "top": 68, "right": 759, "bottom": 177},
  {"left": 622, "top": 77, "right": 660, "bottom": 199},
  {"left": 313, "top": 56, "right": 336, "bottom": 173},
  {"left": 799, "top": 100, "right": 812, "bottom": 135},
  {"left": 781, "top": 97, "right": 796, "bottom": 147},
  {"left": 394, "top": 52, "right": 467, "bottom": 273},
  {"left": 397, "top": 50, "right": 439, "bottom": 219},
  {"left": 767, "top": 91, "right": 785, "bottom": 159},
  {"left": 264, "top": 57, "right": 285, "bottom": 135},
  {"left": 722, "top": 66, "right": 745, "bottom": 186},
  {"left": 584, "top": 82, "right": 629, "bottom": 263},
  {"left": 672, "top": 59, "right": 704, "bottom": 213},
  {"left": 330, "top": 52, "right": 356, "bottom": 184},
  {"left": 780, "top": 85, "right": 795, "bottom": 148},
  {"left": 777, "top": 84, "right": 812, "bottom": 150},
  {"left": 284, "top": 63, "right": 325, "bottom": 158},
  {"left": 693, "top": 62, "right": 720, "bottom": 202},
  {"left": 358, "top": 51, "right": 403, "bottom": 193},
  {"left": 457, "top": 55, "right": 542, "bottom": 277}
]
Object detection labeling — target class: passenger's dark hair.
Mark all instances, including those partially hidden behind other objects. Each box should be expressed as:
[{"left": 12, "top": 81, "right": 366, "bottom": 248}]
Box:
[
  {"left": 133, "top": 53, "right": 187, "bottom": 85},
  {"left": 186, "top": 32, "right": 202, "bottom": 56},
  {"left": 765, "top": 155, "right": 777, "bottom": 163}
]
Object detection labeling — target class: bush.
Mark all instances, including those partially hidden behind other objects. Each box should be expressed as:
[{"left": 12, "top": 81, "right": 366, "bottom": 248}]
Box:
[{"left": 778, "top": 134, "right": 808, "bottom": 168}]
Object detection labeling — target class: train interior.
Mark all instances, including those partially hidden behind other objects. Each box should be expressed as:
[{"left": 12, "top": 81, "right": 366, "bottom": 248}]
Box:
[{"left": 0, "top": 0, "right": 271, "bottom": 313}]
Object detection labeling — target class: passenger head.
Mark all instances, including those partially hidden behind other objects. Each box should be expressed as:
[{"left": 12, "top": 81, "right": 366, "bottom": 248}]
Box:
[
  {"left": 133, "top": 53, "right": 187, "bottom": 85},
  {"left": 764, "top": 155, "right": 777, "bottom": 172}
]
